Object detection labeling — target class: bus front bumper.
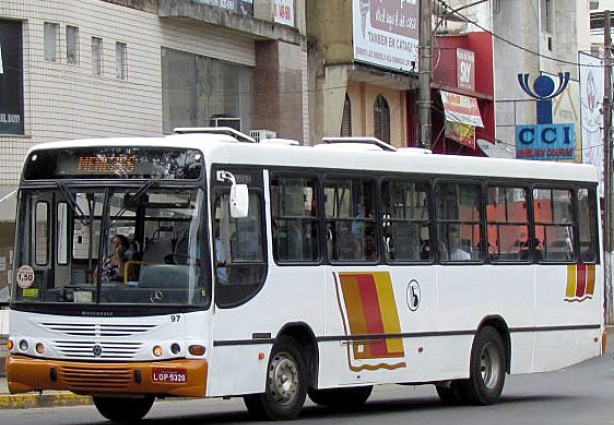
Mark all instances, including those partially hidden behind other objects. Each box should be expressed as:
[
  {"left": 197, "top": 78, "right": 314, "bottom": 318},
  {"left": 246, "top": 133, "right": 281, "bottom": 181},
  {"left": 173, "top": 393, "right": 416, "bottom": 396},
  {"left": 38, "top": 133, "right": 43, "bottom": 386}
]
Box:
[{"left": 6, "top": 355, "right": 208, "bottom": 397}]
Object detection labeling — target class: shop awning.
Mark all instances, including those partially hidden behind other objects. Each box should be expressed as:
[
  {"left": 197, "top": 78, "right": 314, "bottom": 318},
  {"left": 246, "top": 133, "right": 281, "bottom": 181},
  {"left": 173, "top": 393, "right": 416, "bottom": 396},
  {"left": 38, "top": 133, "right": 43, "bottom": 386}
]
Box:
[{"left": 440, "top": 90, "right": 484, "bottom": 128}]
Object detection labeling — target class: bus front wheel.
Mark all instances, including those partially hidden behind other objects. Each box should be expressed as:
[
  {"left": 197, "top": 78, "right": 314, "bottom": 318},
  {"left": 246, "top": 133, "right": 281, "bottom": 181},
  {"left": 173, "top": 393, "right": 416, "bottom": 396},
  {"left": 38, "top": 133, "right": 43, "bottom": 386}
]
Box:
[
  {"left": 459, "top": 326, "right": 506, "bottom": 405},
  {"left": 244, "top": 336, "right": 308, "bottom": 420},
  {"left": 93, "top": 395, "right": 154, "bottom": 423}
]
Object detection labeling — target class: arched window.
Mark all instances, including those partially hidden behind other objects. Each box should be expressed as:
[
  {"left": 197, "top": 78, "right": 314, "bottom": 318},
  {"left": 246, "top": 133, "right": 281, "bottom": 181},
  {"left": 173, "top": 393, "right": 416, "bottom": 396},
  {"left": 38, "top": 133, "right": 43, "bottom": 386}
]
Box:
[
  {"left": 341, "top": 94, "right": 352, "bottom": 137},
  {"left": 374, "top": 95, "right": 390, "bottom": 143}
]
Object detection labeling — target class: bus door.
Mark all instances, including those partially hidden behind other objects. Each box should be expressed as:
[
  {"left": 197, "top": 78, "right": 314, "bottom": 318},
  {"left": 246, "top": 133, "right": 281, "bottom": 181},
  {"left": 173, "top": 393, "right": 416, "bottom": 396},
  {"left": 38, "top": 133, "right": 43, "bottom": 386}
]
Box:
[{"left": 208, "top": 166, "right": 269, "bottom": 396}]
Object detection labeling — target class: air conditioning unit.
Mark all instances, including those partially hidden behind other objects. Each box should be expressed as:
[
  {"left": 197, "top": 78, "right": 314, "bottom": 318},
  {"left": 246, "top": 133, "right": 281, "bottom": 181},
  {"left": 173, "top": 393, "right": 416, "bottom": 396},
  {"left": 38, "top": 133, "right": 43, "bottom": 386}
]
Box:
[
  {"left": 209, "top": 117, "right": 242, "bottom": 132},
  {"left": 250, "top": 130, "right": 277, "bottom": 143}
]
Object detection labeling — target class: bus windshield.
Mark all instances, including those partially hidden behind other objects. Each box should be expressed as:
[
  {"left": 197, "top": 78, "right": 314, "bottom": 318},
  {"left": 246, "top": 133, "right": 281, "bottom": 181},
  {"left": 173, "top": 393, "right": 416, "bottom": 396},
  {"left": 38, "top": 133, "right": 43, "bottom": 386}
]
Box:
[{"left": 12, "top": 184, "right": 210, "bottom": 308}]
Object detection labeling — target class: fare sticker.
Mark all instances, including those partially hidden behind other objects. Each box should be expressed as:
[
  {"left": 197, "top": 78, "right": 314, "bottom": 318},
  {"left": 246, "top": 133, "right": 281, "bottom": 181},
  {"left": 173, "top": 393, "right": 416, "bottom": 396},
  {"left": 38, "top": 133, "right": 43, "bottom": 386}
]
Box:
[{"left": 16, "top": 265, "right": 35, "bottom": 289}]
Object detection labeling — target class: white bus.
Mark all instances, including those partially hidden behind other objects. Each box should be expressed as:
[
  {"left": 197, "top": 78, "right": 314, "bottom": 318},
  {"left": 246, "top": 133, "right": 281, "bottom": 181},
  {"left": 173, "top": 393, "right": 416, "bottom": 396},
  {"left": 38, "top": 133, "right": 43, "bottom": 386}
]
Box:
[{"left": 6, "top": 129, "right": 603, "bottom": 422}]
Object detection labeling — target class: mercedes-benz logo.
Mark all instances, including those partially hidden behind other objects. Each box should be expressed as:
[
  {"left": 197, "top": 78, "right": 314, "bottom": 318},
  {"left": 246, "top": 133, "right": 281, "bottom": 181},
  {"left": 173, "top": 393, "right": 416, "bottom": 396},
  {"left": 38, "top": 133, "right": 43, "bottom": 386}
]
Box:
[
  {"left": 150, "top": 289, "right": 164, "bottom": 303},
  {"left": 93, "top": 345, "right": 103, "bottom": 357}
]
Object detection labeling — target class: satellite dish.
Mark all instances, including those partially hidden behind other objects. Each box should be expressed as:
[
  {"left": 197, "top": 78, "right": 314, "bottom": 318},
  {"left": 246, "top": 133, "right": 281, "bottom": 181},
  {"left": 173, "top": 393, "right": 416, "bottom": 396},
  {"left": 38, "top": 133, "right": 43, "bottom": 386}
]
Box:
[{"left": 477, "top": 139, "right": 515, "bottom": 159}]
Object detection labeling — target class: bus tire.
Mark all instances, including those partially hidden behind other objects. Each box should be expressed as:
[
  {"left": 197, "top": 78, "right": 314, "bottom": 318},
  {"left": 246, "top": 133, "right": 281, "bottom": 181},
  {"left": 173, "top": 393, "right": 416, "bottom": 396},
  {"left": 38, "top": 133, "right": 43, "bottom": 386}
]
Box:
[
  {"left": 459, "top": 326, "right": 506, "bottom": 405},
  {"left": 435, "top": 382, "right": 463, "bottom": 405},
  {"left": 243, "top": 336, "right": 307, "bottom": 420},
  {"left": 93, "top": 395, "right": 154, "bottom": 423},
  {"left": 307, "top": 385, "right": 373, "bottom": 409}
]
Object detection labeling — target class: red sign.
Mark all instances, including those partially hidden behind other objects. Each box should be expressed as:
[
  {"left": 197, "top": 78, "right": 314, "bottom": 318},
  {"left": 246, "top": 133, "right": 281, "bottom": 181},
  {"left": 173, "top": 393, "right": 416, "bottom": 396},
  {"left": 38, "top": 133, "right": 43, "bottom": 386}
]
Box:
[
  {"left": 152, "top": 368, "right": 187, "bottom": 383},
  {"left": 456, "top": 48, "right": 475, "bottom": 91}
]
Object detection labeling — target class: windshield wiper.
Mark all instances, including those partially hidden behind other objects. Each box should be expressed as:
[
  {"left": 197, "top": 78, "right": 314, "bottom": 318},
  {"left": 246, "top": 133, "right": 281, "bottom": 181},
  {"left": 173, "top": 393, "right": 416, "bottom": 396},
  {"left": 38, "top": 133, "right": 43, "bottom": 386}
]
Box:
[
  {"left": 104, "top": 179, "right": 157, "bottom": 232},
  {"left": 56, "top": 180, "right": 91, "bottom": 227}
]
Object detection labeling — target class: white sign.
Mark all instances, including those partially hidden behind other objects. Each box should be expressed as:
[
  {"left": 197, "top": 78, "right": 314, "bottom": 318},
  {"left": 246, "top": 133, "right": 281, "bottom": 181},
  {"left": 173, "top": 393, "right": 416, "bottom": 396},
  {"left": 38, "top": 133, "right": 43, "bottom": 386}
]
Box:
[
  {"left": 273, "top": 0, "right": 294, "bottom": 26},
  {"left": 352, "top": 0, "right": 419, "bottom": 73},
  {"left": 579, "top": 53, "right": 604, "bottom": 196}
]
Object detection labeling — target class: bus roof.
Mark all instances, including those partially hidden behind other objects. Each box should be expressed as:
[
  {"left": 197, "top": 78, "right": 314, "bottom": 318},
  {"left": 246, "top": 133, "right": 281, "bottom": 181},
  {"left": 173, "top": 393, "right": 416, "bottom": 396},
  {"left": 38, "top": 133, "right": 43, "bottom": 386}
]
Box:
[{"left": 26, "top": 133, "right": 598, "bottom": 183}]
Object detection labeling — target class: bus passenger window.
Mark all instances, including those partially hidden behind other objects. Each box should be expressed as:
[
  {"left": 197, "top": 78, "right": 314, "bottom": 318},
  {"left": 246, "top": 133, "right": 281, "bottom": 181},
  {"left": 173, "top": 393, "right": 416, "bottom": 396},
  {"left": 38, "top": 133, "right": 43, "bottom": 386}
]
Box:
[
  {"left": 533, "top": 188, "right": 576, "bottom": 262},
  {"left": 324, "top": 177, "right": 376, "bottom": 262},
  {"left": 435, "top": 182, "right": 482, "bottom": 263},
  {"left": 486, "top": 186, "right": 529, "bottom": 263},
  {"left": 380, "top": 180, "right": 430, "bottom": 262},
  {"left": 578, "top": 188, "right": 597, "bottom": 263},
  {"left": 270, "top": 175, "right": 319, "bottom": 263}
]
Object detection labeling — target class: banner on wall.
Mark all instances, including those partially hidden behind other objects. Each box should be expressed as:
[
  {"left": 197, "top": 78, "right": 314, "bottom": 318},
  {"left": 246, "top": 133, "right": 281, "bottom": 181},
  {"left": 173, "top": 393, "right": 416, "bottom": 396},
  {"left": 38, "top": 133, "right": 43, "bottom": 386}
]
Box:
[
  {"left": 193, "top": 0, "right": 254, "bottom": 15},
  {"left": 352, "top": 0, "right": 419, "bottom": 73},
  {"left": 579, "top": 52, "right": 604, "bottom": 197},
  {"left": 273, "top": 0, "right": 294, "bottom": 26},
  {"left": 0, "top": 20, "right": 24, "bottom": 135}
]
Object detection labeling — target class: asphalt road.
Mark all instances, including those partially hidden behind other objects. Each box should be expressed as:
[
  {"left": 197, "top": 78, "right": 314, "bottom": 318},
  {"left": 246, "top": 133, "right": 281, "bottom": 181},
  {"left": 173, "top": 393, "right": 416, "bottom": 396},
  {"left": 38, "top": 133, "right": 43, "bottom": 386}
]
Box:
[{"left": 3, "top": 345, "right": 614, "bottom": 425}]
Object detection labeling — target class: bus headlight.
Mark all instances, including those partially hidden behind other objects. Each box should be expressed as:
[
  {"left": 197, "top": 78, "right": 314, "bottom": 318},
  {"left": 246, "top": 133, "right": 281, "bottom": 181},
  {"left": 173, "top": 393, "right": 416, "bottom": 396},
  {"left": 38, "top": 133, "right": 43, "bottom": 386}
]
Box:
[
  {"left": 171, "top": 343, "right": 181, "bottom": 355},
  {"left": 153, "top": 345, "right": 163, "bottom": 357},
  {"left": 19, "top": 339, "right": 29, "bottom": 351},
  {"left": 35, "top": 343, "right": 45, "bottom": 355}
]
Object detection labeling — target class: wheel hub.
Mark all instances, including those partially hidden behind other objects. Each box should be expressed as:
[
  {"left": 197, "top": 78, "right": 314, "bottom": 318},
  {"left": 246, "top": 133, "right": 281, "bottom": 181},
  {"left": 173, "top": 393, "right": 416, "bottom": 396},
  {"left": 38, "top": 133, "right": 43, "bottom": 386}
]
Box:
[{"left": 269, "top": 353, "right": 299, "bottom": 404}]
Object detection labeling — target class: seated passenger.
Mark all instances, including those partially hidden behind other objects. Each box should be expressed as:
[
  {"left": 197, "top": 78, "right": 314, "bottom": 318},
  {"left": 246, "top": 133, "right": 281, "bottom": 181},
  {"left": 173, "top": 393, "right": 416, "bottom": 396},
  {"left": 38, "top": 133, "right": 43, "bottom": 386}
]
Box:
[
  {"left": 442, "top": 227, "right": 470, "bottom": 261},
  {"left": 94, "top": 234, "right": 129, "bottom": 283}
]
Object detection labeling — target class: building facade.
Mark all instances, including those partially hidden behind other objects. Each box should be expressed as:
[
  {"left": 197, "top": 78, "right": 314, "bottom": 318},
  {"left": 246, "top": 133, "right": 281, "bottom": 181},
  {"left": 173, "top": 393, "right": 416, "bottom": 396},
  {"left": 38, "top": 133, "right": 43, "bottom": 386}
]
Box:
[
  {"left": 0, "top": 0, "right": 309, "bottom": 302},
  {"left": 493, "top": 0, "right": 591, "bottom": 162}
]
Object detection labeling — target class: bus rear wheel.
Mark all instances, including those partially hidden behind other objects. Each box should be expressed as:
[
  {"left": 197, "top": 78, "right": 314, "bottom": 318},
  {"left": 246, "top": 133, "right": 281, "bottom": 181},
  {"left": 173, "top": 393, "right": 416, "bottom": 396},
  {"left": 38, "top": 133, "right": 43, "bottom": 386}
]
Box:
[
  {"left": 93, "top": 395, "right": 154, "bottom": 423},
  {"left": 458, "top": 326, "right": 506, "bottom": 405},
  {"left": 244, "top": 336, "right": 307, "bottom": 420},
  {"left": 308, "top": 385, "right": 373, "bottom": 409}
]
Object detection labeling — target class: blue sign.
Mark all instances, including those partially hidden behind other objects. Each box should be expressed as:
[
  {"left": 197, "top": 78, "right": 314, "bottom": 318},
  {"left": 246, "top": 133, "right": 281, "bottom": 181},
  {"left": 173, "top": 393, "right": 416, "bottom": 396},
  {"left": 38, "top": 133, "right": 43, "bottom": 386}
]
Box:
[
  {"left": 516, "top": 124, "right": 575, "bottom": 160},
  {"left": 515, "top": 72, "right": 575, "bottom": 160}
]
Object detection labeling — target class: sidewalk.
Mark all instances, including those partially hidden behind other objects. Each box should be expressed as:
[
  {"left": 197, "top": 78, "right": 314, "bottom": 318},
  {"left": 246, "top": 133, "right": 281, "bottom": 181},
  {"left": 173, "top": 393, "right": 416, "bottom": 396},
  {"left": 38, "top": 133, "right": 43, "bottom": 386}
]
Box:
[{"left": 0, "top": 375, "right": 91, "bottom": 409}]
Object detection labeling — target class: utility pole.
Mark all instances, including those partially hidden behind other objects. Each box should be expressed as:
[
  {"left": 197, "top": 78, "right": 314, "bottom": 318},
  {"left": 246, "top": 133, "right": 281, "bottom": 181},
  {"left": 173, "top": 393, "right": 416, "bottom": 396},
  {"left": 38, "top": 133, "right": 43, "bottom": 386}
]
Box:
[
  {"left": 604, "top": 10, "right": 613, "bottom": 325},
  {"left": 418, "top": 0, "right": 432, "bottom": 149}
]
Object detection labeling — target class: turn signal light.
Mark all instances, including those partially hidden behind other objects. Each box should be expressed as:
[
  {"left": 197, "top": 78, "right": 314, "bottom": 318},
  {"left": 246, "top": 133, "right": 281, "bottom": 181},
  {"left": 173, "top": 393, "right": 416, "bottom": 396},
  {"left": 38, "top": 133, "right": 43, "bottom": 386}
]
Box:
[
  {"left": 188, "top": 345, "right": 206, "bottom": 356},
  {"left": 6, "top": 340, "right": 13, "bottom": 350},
  {"left": 153, "top": 345, "right": 163, "bottom": 357}
]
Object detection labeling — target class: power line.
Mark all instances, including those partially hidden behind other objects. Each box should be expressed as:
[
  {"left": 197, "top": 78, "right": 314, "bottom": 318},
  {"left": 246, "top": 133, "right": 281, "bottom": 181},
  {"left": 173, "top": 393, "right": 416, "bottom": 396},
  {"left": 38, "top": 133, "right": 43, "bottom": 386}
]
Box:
[{"left": 442, "top": 3, "right": 604, "bottom": 68}]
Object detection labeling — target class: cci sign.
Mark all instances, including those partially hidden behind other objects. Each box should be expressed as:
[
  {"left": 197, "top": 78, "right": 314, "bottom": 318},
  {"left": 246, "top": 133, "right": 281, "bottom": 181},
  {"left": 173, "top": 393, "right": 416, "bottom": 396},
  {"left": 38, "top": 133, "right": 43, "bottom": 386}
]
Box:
[{"left": 515, "top": 73, "right": 575, "bottom": 160}]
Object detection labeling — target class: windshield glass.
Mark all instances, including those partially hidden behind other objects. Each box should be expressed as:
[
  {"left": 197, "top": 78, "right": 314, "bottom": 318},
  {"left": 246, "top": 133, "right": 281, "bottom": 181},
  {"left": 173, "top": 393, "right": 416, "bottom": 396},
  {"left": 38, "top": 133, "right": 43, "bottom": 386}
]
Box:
[{"left": 12, "top": 185, "right": 210, "bottom": 308}]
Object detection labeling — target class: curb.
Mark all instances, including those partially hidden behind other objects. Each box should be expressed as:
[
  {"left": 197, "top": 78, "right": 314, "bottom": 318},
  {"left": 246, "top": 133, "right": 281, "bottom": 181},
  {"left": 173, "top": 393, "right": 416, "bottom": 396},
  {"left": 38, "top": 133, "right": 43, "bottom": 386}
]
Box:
[{"left": 0, "top": 392, "right": 92, "bottom": 409}]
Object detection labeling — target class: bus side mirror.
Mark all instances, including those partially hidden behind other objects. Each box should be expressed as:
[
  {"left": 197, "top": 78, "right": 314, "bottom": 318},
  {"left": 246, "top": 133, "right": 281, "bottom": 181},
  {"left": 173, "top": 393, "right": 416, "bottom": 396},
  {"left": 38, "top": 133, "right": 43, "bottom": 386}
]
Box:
[{"left": 230, "top": 184, "right": 249, "bottom": 218}]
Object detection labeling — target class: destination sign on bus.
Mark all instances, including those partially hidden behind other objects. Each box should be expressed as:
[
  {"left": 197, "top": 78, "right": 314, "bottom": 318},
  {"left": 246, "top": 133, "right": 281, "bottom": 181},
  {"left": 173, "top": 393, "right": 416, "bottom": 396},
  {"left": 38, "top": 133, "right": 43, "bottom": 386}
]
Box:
[{"left": 23, "top": 148, "right": 203, "bottom": 180}]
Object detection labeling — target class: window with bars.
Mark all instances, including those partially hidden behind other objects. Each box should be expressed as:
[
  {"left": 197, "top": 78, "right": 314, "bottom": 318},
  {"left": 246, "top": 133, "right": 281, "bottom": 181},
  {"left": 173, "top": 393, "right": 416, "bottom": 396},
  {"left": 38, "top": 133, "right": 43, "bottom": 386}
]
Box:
[
  {"left": 116, "top": 42, "right": 127, "bottom": 79},
  {"left": 341, "top": 94, "right": 352, "bottom": 137},
  {"left": 66, "top": 25, "right": 79, "bottom": 64},
  {"left": 44, "top": 23, "right": 59, "bottom": 62},
  {"left": 92, "top": 37, "right": 103, "bottom": 75},
  {"left": 374, "top": 95, "right": 390, "bottom": 143}
]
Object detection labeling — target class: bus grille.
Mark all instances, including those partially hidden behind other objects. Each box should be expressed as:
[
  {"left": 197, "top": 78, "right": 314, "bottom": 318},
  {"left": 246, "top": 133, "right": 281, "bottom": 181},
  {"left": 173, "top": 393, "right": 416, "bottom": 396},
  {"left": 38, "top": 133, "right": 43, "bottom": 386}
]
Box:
[
  {"left": 41, "top": 322, "right": 156, "bottom": 337},
  {"left": 60, "top": 366, "right": 133, "bottom": 390},
  {"left": 53, "top": 341, "right": 143, "bottom": 360}
]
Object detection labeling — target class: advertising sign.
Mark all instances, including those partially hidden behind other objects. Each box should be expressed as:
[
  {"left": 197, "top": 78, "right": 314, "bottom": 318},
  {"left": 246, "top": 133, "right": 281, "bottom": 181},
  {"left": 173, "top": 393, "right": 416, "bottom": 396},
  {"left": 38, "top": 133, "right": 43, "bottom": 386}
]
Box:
[
  {"left": 352, "top": 0, "right": 419, "bottom": 73},
  {"left": 515, "top": 72, "right": 574, "bottom": 160},
  {"left": 456, "top": 48, "right": 475, "bottom": 91},
  {"left": 579, "top": 53, "right": 604, "bottom": 196},
  {"left": 445, "top": 121, "right": 475, "bottom": 149},
  {"left": 273, "top": 0, "right": 294, "bottom": 26},
  {"left": 193, "top": 0, "right": 253, "bottom": 15},
  {"left": 440, "top": 91, "right": 484, "bottom": 128},
  {"left": 0, "top": 20, "right": 24, "bottom": 135}
]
